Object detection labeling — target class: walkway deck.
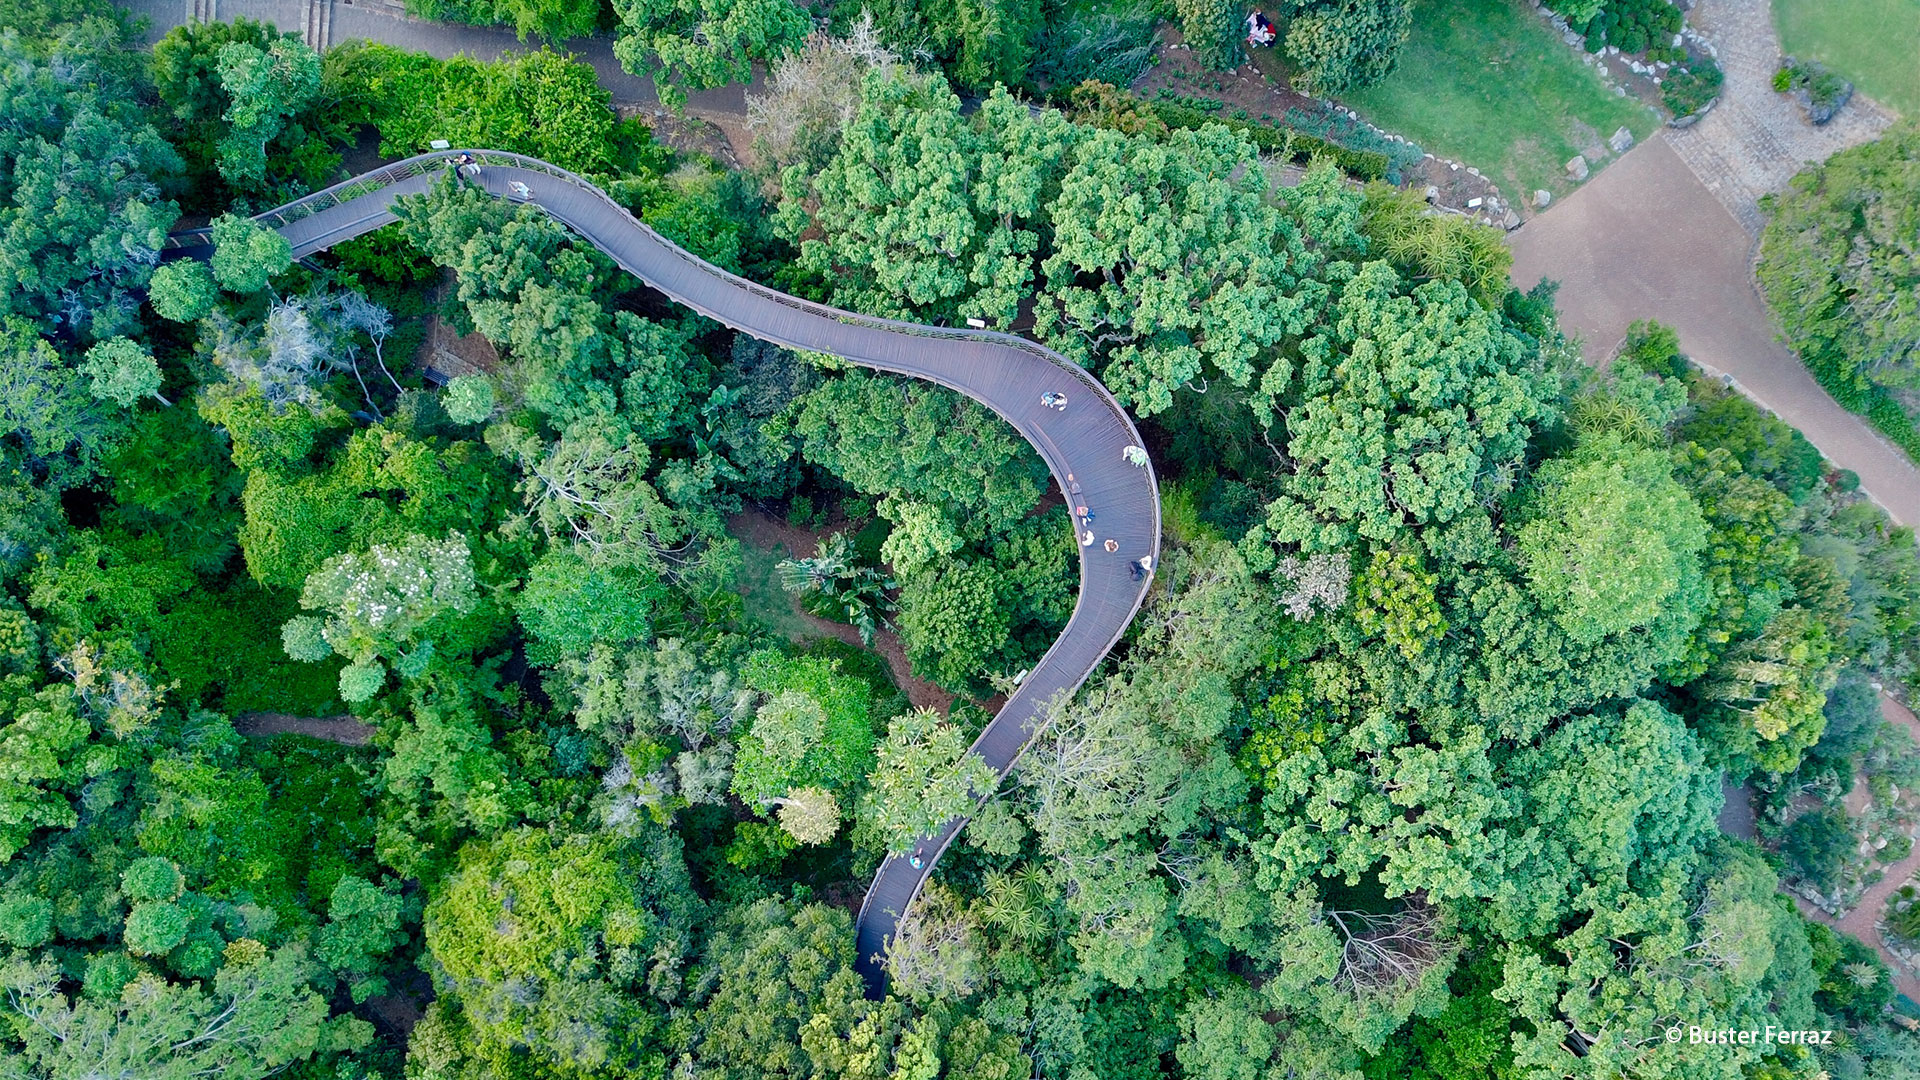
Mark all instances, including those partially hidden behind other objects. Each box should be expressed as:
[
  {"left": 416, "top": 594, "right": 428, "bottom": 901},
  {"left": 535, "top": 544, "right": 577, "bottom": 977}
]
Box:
[{"left": 166, "top": 151, "right": 1161, "bottom": 994}]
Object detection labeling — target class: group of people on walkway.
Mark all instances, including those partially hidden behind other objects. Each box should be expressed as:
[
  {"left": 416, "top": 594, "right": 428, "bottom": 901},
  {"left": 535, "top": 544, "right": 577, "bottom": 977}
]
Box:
[{"left": 1066, "top": 472, "right": 1153, "bottom": 580}]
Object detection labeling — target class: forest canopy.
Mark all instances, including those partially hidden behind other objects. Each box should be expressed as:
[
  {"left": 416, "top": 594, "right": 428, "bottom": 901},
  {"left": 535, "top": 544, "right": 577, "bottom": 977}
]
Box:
[{"left": 1, "top": 4, "right": 1919, "bottom": 1080}]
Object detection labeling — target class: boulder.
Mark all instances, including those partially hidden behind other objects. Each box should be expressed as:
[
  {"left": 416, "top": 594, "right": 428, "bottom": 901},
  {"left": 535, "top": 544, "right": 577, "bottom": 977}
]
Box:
[
  {"left": 1502, "top": 208, "right": 1522, "bottom": 230},
  {"left": 1609, "top": 126, "right": 1635, "bottom": 153},
  {"left": 1533, "top": 189, "right": 1552, "bottom": 208},
  {"left": 1424, "top": 185, "right": 1440, "bottom": 202},
  {"left": 1566, "top": 155, "right": 1589, "bottom": 181}
]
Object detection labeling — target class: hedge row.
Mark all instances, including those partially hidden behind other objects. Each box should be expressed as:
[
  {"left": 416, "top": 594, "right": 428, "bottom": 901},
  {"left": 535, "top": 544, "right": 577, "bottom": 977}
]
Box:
[{"left": 1149, "top": 101, "right": 1393, "bottom": 181}]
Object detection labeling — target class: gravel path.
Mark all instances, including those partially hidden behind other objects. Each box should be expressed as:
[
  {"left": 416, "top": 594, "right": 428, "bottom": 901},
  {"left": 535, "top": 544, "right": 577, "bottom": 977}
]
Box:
[{"left": 1664, "top": 0, "right": 1893, "bottom": 234}]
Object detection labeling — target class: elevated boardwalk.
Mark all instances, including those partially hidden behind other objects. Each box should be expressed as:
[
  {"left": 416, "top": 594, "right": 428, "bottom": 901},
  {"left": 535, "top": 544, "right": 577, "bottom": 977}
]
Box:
[{"left": 168, "top": 151, "right": 1161, "bottom": 993}]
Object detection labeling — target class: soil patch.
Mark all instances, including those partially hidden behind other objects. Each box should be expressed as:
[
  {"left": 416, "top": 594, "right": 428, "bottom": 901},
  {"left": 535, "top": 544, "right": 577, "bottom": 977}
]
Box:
[
  {"left": 622, "top": 105, "right": 751, "bottom": 170},
  {"left": 728, "top": 508, "right": 957, "bottom": 714},
  {"left": 415, "top": 308, "right": 501, "bottom": 382},
  {"left": 232, "top": 712, "right": 376, "bottom": 746}
]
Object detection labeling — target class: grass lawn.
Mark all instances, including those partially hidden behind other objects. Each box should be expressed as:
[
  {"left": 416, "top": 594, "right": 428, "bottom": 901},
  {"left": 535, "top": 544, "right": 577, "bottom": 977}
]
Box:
[
  {"left": 1343, "top": 0, "right": 1658, "bottom": 200},
  {"left": 1776, "top": 0, "right": 1920, "bottom": 116}
]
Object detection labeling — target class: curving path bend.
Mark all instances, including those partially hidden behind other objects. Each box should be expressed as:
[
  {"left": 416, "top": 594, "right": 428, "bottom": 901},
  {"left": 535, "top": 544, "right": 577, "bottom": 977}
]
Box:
[{"left": 165, "top": 151, "right": 1161, "bottom": 995}]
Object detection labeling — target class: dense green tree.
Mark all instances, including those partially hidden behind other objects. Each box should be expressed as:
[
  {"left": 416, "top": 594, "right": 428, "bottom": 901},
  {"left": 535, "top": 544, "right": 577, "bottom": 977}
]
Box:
[
  {"left": 329, "top": 43, "right": 626, "bottom": 173},
  {"left": 860, "top": 708, "right": 999, "bottom": 854},
  {"left": 895, "top": 559, "right": 1014, "bottom": 692},
  {"left": 146, "top": 261, "right": 218, "bottom": 323},
  {"left": 425, "top": 824, "right": 698, "bottom": 1075},
  {"left": 316, "top": 875, "right": 408, "bottom": 1003},
  {"left": 406, "top": 0, "right": 601, "bottom": 43},
  {"left": 1174, "top": 0, "right": 1243, "bottom": 69},
  {"left": 209, "top": 214, "right": 293, "bottom": 294},
  {"left": 284, "top": 532, "right": 482, "bottom": 702},
  {"left": 1281, "top": 0, "right": 1414, "bottom": 95},
  {"left": 1757, "top": 124, "right": 1920, "bottom": 436},
  {"left": 690, "top": 897, "right": 867, "bottom": 1080},
  {"left": 0, "top": 945, "right": 369, "bottom": 1079},
  {"left": 732, "top": 649, "right": 878, "bottom": 806},
  {"left": 785, "top": 76, "right": 1070, "bottom": 327},
  {"left": 1259, "top": 261, "right": 1558, "bottom": 547},
  {"left": 0, "top": 21, "right": 181, "bottom": 341},
  {"left": 1040, "top": 123, "right": 1305, "bottom": 416},
  {"left": 1515, "top": 436, "right": 1710, "bottom": 645},
  {"left": 2, "top": 318, "right": 131, "bottom": 498},
  {"left": 611, "top": 0, "right": 812, "bottom": 109},
  {"left": 793, "top": 370, "right": 1047, "bottom": 538},
  {"left": 79, "top": 337, "right": 169, "bottom": 408},
  {"left": 151, "top": 19, "right": 331, "bottom": 196},
  {"left": 858, "top": 0, "right": 1043, "bottom": 90}
]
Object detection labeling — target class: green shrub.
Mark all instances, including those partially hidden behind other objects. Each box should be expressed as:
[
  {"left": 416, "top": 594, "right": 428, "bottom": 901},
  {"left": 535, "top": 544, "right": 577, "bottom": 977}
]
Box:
[
  {"left": 1150, "top": 101, "right": 1394, "bottom": 180},
  {"left": 1570, "top": 0, "right": 1683, "bottom": 55},
  {"left": 1663, "top": 56, "right": 1723, "bottom": 117},
  {"left": 1773, "top": 65, "right": 1795, "bottom": 92}
]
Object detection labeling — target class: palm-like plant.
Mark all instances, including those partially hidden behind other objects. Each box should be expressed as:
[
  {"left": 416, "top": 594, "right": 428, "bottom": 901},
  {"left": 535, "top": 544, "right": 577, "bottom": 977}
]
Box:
[{"left": 776, "top": 533, "right": 896, "bottom": 645}]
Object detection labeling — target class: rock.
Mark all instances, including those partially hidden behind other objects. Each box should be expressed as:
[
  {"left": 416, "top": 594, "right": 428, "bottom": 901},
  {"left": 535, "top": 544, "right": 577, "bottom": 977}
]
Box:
[
  {"left": 1795, "top": 73, "right": 1855, "bottom": 125},
  {"left": 1566, "top": 155, "right": 1589, "bottom": 181},
  {"left": 1609, "top": 126, "right": 1635, "bottom": 153},
  {"left": 1533, "top": 189, "right": 1552, "bottom": 208},
  {"left": 1502, "top": 208, "right": 1522, "bottom": 230},
  {"left": 1605, "top": 45, "right": 1619, "bottom": 56},
  {"left": 1672, "top": 33, "right": 1684, "bottom": 47},
  {"left": 1616, "top": 86, "right": 1628, "bottom": 97},
  {"left": 1563, "top": 29, "right": 1582, "bottom": 46},
  {"left": 1630, "top": 61, "right": 1646, "bottom": 74},
  {"left": 1653, "top": 76, "right": 1661, "bottom": 85},
  {"left": 1450, "top": 161, "right": 1460, "bottom": 171},
  {"left": 1424, "top": 185, "right": 1440, "bottom": 202},
  {"left": 1466, "top": 166, "right": 1482, "bottom": 177}
]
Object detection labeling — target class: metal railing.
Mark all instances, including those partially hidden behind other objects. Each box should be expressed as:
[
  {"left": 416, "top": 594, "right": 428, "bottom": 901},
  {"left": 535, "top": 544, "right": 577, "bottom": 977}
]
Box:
[
  {"left": 165, "top": 150, "right": 1148, "bottom": 462},
  {"left": 167, "top": 153, "right": 1165, "bottom": 975}
]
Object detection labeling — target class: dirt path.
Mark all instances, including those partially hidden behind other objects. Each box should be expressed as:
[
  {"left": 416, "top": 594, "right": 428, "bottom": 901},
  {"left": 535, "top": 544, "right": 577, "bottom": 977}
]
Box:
[
  {"left": 1509, "top": 134, "right": 1920, "bottom": 525},
  {"left": 232, "top": 711, "right": 376, "bottom": 745},
  {"left": 728, "top": 510, "right": 960, "bottom": 715},
  {"left": 1792, "top": 694, "right": 1920, "bottom": 1002}
]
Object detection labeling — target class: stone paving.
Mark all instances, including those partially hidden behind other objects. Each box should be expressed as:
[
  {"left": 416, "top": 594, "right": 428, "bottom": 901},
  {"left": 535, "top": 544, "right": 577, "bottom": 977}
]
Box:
[{"left": 1665, "top": 0, "right": 1894, "bottom": 234}]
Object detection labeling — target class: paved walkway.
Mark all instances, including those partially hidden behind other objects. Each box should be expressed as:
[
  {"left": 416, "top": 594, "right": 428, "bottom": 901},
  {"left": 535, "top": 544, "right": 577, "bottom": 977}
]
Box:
[
  {"left": 1510, "top": 134, "right": 1920, "bottom": 525},
  {"left": 1664, "top": 0, "right": 1893, "bottom": 233},
  {"left": 167, "top": 152, "right": 1161, "bottom": 996},
  {"left": 1514, "top": 0, "right": 1916, "bottom": 524}
]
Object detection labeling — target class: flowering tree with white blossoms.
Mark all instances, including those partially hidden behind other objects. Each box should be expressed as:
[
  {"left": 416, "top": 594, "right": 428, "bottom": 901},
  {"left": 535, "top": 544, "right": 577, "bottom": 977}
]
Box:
[{"left": 281, "top": 532, "right": 479, "bottom": 702}]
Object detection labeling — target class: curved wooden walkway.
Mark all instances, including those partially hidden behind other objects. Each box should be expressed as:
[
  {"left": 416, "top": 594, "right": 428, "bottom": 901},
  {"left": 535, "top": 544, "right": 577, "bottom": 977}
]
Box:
[{"left": 166, "top": 151, "right": 1161, "bottom": 994}]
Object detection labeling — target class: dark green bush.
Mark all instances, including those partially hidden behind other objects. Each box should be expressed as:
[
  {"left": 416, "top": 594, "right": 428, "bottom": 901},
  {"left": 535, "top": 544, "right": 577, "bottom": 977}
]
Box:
[
  {"left": 1570, "top": 0, "right": 1683, "bottom": 55},
  {"left": 1150, "top": 102, "right": 1393, "bottom": 180},
  {"left": 1663, "top": 56, "right": 1723, "bottom": 117}
]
